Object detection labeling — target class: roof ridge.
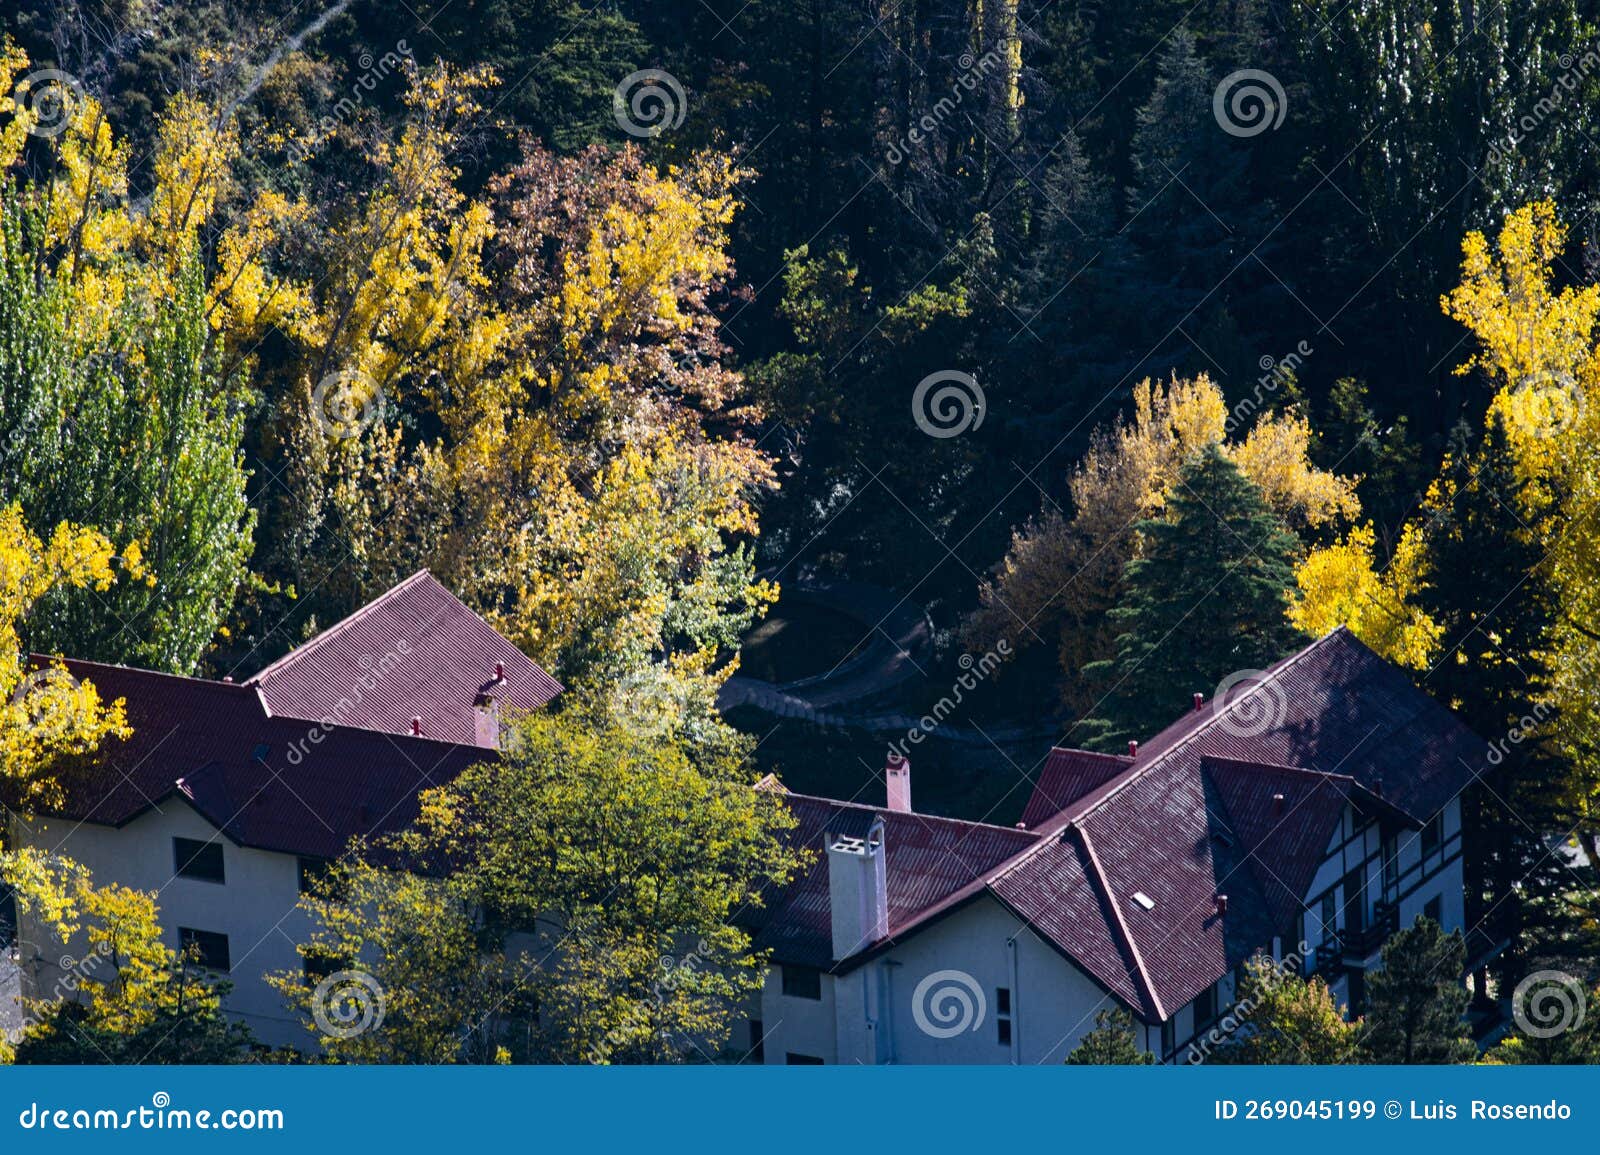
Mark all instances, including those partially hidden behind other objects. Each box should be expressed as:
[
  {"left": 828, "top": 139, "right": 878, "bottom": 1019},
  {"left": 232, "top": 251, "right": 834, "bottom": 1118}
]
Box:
[
  {"left": 782, "top": 789, "right": 1040, "bottom": 836},
  {"left": 1198, "top": 754, "right": 1356, "bottom": 785},
  {"left": 43, "top": 654, "right": 253, "bottom": 690},
  {"left": 246, "top": 570, "right": 434, "bottom": 685},
  {"left": 1069, "top": 628, "right": 1345, "bottom": 825},
  {"left": 1075, "top": 824, "right": 1165, "bottom": 1020}
]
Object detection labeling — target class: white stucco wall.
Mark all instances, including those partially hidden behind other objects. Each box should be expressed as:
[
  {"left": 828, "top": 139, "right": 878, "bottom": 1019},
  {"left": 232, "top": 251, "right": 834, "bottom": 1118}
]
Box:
[
  {"left": 757, "top": 894, "right": 1130, "bottom": 1065},
  {"left": 14, "top": 805, "right": 314, "bottom": 1048}
]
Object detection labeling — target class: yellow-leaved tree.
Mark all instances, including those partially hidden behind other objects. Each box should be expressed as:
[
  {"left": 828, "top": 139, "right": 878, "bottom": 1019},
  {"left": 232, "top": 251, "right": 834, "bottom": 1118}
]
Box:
[
  {"left": 967, "top": 374, "right": 1360, "bottom": 708},
  {"left": 265, "top": 70, "right": 774, "bottom": 734},
  {"left": 1436, "top": 200, "right": 1600, "bottom": 846}
]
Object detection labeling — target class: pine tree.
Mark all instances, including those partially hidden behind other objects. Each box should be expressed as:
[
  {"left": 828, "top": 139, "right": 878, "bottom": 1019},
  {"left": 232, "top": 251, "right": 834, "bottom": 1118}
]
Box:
[
  {"left": 1418, "top": 413, "right": 1567, "bottom": 981},
  {"left": 1361, "top": 917, "right": 1475, "bottom": 1064},
  {"left": 1210, "top": 956, "right": 1362, "bottom": 1064},
  {"left": 1082, "top": 445, "right": 1303, "bottom": 747},
  {"left": 1065, "top": 1008, "right": 1154, "bottom": 1064}
]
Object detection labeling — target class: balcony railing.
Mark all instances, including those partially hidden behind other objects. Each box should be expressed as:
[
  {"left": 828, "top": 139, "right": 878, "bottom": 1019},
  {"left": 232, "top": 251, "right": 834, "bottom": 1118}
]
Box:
[{"left": 1341, "top": 901, "right": 1400, "bottom": 960}]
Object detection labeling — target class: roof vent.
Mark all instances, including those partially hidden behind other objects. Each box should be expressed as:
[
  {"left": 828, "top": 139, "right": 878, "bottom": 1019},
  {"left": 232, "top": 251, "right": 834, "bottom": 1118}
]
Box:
[
  {"left": 1128, "top": 740, "right": 1139, "bottom": 758},
  {"left": 251, "top": 742, "right": 271, "bottom": 763},
  {"left": 1015, "top": 822, "right": 1027, "bottom": 830},
  {"left": 1192, "top": 692, "right": 1203, "bottom": 712},
  {"left": 1272, "top": 792, "right": 1285, "bottom": 815},
  {"left": 1215, "top": 894, "right": 1229, "bottom": 916},
  {"left": 1133, "top": 891, "right": 1156, "bottom": 911},
  {"left": 494, "top": 661, "right": 504, "bottom": 680},
  {"left": 1371, "top": 776, "right": 1384, "bottom": 797},
  {"left": 411, "top": 717, "right": 423, "bottom": 737}
]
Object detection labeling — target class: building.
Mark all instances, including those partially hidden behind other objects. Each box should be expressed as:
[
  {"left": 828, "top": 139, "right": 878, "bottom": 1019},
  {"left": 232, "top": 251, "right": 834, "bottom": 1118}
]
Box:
[
  {"left": 7, "top": 571, "right": 559, "bottom": 1047},
  {"left": 744, "top": 627, "right": 1495, "bottom": 1064},
  {"left": 8, "top": 572, "right": 1492, "bottom": 1061}
]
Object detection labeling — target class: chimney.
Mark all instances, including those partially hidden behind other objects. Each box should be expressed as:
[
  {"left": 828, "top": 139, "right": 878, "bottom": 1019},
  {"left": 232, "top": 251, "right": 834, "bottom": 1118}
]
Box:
[
  {"left": 1128, "top": 740, "right": 1139, "bottom": 758},
  {"left": 411, "top": 717, "right": 423, "bottom": 737},
  {"left": 474, "top": 664, "right": 508, "bottom": 749},
  {"left": 885, "top": 751, "right": 912, "bottom": 813},
  {"left": 1215, "top": 894, "right": 1229, "bottom": 917},
  {"left": 1371, "top": 776, "right": 1384, "bottom": 798},
  {"left": 1272, "top": 792, "right": 1285, "bottom": 816},
  {"left": 1193, "top": 692, "right": 1204, "bottom": 712},
  {"left": 827, "top": 818, "right": 888, "bottom": 960}
]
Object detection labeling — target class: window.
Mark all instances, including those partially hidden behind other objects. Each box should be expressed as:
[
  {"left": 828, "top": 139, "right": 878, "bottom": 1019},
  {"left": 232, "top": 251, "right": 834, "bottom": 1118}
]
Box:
[
  {"left": 997, "top": 1018, "right": 1012, "bottom": 1045},
  {"left": 1193, "top": 983, "right": 1217, "bottom": 1028},
  {"left": 1382, "top": 833, "right": 1399, "bottom": 891},
  {"left": 178, "top": 928, "right": 231, "bottom": 972},
  {"left": 996, "top": 986, "right": 1013, "bottom": 1046},
  {"left": 785, "top": 1052, "right": 824, "bottom": 1065},
  {"left": 298, "top": 857, "right": 328, "bottom": 894},
  {"left": 996, "top": 987, "right": 1011, "bottom": 1015},
  {"left": 781, "top": 965, "right": 821, "bottom": 1000},
  {"left": 303, "top": 949, "right": 347, "bottom": 983},
  {"left": 1423, "top": 895, "right": 1443, "bottom": 925},
  {"left": 1320, "top": 891, "right": 1337, "bottom": 934},
  {"left": 747, "top": 1020, "right": 765, "bottom": 1064},
  {"left": 173, "top": 838, "right": 224, "bottom": 884},
  {"left": 1160, "top": 1019, "right": 1175, "bottom": 1058},
  {"left": 1421, "top": 814, "right": 1443, "bottom": 859}
]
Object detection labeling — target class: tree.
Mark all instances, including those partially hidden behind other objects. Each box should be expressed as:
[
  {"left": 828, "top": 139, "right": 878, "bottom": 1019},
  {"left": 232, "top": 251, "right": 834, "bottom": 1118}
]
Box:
[
  {"left": 1065, "top": 1008, "right": 1153, "bottom": 1064},
  {"left": 969, "top": 375, "right": 1357, "bottom": 713},
  {"left": 1361, "top": 917, "right": 1474, "bottom": 1064},
  {"left": 0, "top": 216, "right": 256, "bottom": 672},
  {"left": 1210, "top": 956, "right": 1362, "bottom": 1064},
  {"left": 4, "top": 857, "right": 252, "bottom": 1064},
  {"left": 0, "top": 502, "right": 128, "bottom": 814},
  {"left": 274, "top": 707, "right": 804, "bottom": 1063},
  {"left": 1080, "top": 445, "right": 1303, "bottom": 747},
  {"left": 1483, "top": 975, "right": 1600, "bottom": 1065},
  {"left": 1288, "top": 523, "right": 1440, "bottom": 668}
]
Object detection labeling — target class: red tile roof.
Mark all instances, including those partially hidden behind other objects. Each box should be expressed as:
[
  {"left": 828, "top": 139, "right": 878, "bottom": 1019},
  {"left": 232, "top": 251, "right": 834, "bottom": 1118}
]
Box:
[
  {"left": 1018, "top": 748, "right": 1133, "bottom": 828},
  {"left": 249, "top": 571, "right": 561, "bottom": 747},
  {"left": 749, "top": 793, "right": 1040, "bottom": 970},
  {"left": 37, "top": 656, "right": 490, "bottom": 858},
  {"left": 756, "top": 628, "right": 1490, "bottom": 1024}
]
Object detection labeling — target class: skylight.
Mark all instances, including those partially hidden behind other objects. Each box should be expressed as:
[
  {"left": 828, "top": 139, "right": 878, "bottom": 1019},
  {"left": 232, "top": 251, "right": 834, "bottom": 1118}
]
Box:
[{"left": 1132, "top": 891, "right": 1156, "bottom": 910}]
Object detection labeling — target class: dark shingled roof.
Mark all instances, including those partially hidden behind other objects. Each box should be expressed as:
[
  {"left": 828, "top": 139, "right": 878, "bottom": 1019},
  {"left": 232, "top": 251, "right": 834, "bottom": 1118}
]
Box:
[
  {"left": 1018, "top": 747, "right": 1133, "bottom": 829},
  {"left": 38, "top": 657, "right": 490, "bottom": 858},
  {"left": 749, "top": 793, "right": 1040, "bottom": 970},
  {"left": 755, "top": 628, "right": 1490, "bottom": 1024},
  {"left": 249, "top": 570, "right": 562, "bottom": 747}
]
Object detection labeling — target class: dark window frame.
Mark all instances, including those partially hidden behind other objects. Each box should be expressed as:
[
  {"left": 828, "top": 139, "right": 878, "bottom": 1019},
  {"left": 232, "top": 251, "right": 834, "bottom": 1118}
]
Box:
[
  {"left": 178, "top": 927, "right": 231, "bottom": 972},
  {"left": 1421, "top": 814, "right": 1443, "bottom": 860},
  {"left": 173, "top": 838, "right": 225, "bottom": 884},
  {"left": 780, "top": 965, "right": 822, "bottom": 1000},
  {"left": 784, "top": 1052, "right": 824, "bottom": 1065}
]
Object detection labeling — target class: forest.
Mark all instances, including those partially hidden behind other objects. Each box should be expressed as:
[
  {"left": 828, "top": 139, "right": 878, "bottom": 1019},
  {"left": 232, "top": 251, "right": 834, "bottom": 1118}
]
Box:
[{"left": 2, "top": 0, "right": 1600, "bottom": 1063}]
